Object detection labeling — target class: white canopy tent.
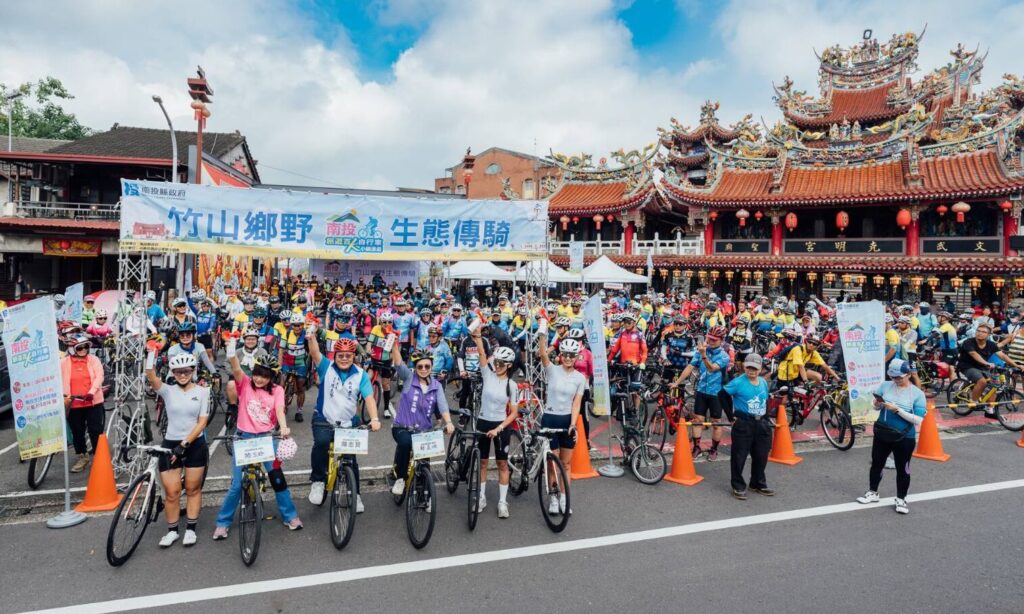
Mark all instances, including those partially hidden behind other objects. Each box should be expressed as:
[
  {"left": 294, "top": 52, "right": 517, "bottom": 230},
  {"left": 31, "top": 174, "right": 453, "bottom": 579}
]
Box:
[
  {"left": 445, "top": 260, "right": 516, "bottom": 281},
  {"left": 514, "top": 259, "right": 580, "bottom": 284},
  {"left": 580, "top": 255, "right": 650, "bottom": 284}
]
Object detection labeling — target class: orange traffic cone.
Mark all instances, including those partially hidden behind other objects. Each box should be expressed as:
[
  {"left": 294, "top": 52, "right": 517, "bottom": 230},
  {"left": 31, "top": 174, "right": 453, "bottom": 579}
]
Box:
[
  {"left": 913, "top": 401, "right": 950, "bottom": 462},
  {"left": 768, "top": 404, "right": 803, "bottom": 466},
  {"left": 664, "top": 420, "right": 704, "bottom": 486},
  {"left": 1017, "top": 430, "right": 1024, "bottom": 448},
  {"left": 569, "top": 414, "right": 599, "bottom": 479},
  {"left": 75, "top": 434, "right": 123, "bottom": 512}
]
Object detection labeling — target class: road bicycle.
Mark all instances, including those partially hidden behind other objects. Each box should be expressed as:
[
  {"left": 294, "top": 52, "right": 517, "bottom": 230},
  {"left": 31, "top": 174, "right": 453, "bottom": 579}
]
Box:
[
  {"left": 385, "top": 427, "right": 443, "bottom": 549},
  {"left": 444, "top": 407, "right": 488, "bottom": 531},
  {"left": 608, "top": 372, "right": 667, "bottom": 484},
  {"left": 505, "top": 426, "right": 572, "bottom": 532},
  {"left": 644, "top": 366, "right": 695, "bottom": 450},
  {"left": 105, "top": 445, "right": 173, "bottom": 566},
  {"left": 213, "top": 434, "right": 282, "bottom": 566},
  {"left": 946, "top": 366, "right": 1024, "bottom": 431},
  {"left": 320, "top": 423, "right": 370, "bottom": 550}
]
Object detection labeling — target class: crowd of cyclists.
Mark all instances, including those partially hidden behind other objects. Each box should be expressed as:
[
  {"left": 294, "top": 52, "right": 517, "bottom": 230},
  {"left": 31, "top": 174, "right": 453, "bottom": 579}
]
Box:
[{"left": 47, "top": 274, "right": 1024, "bottom": 556}]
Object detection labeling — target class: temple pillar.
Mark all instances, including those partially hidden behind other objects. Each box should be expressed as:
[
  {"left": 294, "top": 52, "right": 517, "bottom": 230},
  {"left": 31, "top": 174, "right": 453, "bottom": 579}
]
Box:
[
  {"left": 624, "top": 220, "right": 635, "bottom": 255},
  {"left": 769, "top": 210, "right": 784, "bottom": 256},
  {"left": 1004, "top": 201, "right": 1021, "bottom": 257},
  {"left": 703, "top": 219, "right": 714, "bottom": 256},
  {"left": 905, "top": 205, "right": 922, "bottom": 257}
]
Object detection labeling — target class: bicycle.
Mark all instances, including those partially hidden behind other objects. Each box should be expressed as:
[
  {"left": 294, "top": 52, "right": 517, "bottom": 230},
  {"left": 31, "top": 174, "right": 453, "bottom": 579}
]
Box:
[
  {"left": 946, "top": 366, "right": 1024, "bottom": 431},
  {"left": 771, "top": 380, "right": 856, "bottom": 451},
  {"left": 505, "top": 426, "right": 571, "bottom": 532},
  {"left": 385, "top": 427, "right": 443, "bottom": 549},
  {"left": 609, "top": 371, "right": 667, "bottom": 484},
  {"left": 321, "top": 423, "right": 370, "bottom": 550},
  {"left": 443, "top": 408, "right": 488, "bottom": 531},
  {"left": 106, "top": 445, "right": 173, "bottom": 566},
  {"left": 213, "top": 434, "right": 282, "bottom": 566}
]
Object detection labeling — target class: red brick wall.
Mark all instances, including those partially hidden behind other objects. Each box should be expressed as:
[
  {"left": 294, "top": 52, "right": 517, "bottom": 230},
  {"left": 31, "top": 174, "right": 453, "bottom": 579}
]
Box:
[{"left": 434, "top": 149, "right": 561, "bottom": 199}]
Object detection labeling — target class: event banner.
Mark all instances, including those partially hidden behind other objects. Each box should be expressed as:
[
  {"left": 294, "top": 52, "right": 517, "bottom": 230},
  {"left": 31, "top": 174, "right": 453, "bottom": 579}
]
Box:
[
  {"left": 567, "top": 242, "right": 584, "bottom": 275},
  {"left": 3, "top": 298, "right": 67, "bottom": 460},
  {"left": 63, "top": 282, "right": 83, "bottom": 322},
  {"left": 309, "top": 259, "right": 424, "bottom": 287},
  {"left": 836, "top": 300, "right": 886, "bottom": 425},
  {"left": 583, "top": 294, "right": 610, "bottom": 417},
  {"left": 120, "top": 179, "right": 548, "bottom": 261}
]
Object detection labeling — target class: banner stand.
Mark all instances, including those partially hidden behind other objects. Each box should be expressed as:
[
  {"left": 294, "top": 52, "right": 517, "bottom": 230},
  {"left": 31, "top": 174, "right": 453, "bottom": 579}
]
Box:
[
  {"left": 47, "top": 445, "right": 87, "bottom": 529},
  {"left": 596, "top": 411, "right": 624, "bottom": 478}
]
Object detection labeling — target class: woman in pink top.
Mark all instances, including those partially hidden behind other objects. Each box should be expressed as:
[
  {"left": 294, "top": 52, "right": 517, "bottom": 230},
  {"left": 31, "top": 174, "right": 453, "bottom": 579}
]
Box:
[
  {"left": 85, "top": 309, "right": 114, "bottom": 339},
  {"left": 564, "top": 329, "right": 594, "bottom": 446}
]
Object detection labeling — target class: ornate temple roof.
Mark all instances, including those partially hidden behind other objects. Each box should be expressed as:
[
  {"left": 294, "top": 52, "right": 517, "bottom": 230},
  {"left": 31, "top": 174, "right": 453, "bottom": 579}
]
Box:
[
  {"left": 545, "top": 146, "right": 662, "bottom": 216},
  {"left": 549, "top": 254, "right": 1023, "bottom": 274}
]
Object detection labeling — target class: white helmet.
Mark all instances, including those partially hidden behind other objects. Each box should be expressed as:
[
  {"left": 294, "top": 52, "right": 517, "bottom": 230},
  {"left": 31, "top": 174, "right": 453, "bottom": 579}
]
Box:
[
  {"left": 379, "top": 312, "right": 394, "bottom": 323},
  {"left": 145, "top": 290, "right": 157, "bottom": 301},
  {"left": 289, "top": 313, "right": 305, "bottom": 325},
  {"left": 168, "top": 353, "right": 197, "bottom": 370},
  {"left": 493, "top": 346, "right": 516, "bottom": 362},
  {"left": 341, "top": 304, "right": 354, "bottom": 315},
  {"left": 554, "top": 316, "right": 571, "bottom": 327},
  {"left": 558, "top": 339, "right": 583, "bottom": 355},
  {"left": 94, "top": 309, "right": 108, "bottom": 319},
  {"left": 192, "top": 289, "right": 206, "bottom": 301},
  {"left": 279, "top": 309, "right": 293, "bottom": 321}
]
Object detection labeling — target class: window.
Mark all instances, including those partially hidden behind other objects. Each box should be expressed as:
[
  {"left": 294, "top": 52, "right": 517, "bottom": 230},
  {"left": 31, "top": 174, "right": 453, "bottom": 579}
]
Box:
[
  {"left": 439, "top": 186, "right": 451, "bottom": 194},
  {"left": 522, "top": 179, "right": 535, "bottom": 199},
  {"left": 485, "top": 163, "right": 502, "bottom": 175},
  {"left": 456, "top": 185, "right": 465, "bottom": 194}
]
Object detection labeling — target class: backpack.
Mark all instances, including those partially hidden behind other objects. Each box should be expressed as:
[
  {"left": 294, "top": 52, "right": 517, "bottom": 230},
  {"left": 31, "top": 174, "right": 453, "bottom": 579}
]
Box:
[{"left": 765, "top": 339, "right": 799, "bottom": 362}]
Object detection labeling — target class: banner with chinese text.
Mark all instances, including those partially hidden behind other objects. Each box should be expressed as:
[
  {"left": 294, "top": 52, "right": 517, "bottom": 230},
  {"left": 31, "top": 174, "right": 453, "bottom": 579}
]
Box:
[
  {"left": 583, "top": 294, "right": 610, "bottom": 417},
  {"left": 120, "top": 180, "right": 548, "bottom": 261},
  {"left": 3, "top": 298, "right": 67, "bottom": 460},
  {"left": 836, "top": 300, "right": 886, "bottom": 425}
]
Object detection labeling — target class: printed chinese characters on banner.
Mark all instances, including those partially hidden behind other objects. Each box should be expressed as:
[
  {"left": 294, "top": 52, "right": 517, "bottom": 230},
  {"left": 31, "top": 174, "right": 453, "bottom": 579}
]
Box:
[{"left": 836, "top": 301, "right": 885, "bottom": 425}]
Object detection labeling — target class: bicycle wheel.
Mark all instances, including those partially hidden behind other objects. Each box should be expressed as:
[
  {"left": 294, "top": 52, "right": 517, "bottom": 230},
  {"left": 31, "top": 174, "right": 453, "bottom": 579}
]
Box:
[
  {"left": 329, "top": 464, "right": 357, "bottom": 550},
  {"left": 373, "top": 380, "right": 383, "bottom": 410},
  {"left": 995, "top": 389, "right": 1024, "bottom": 432},
  {"left": 819, "top": 401, "right": 855, "bottom": 451},
  {"left": 629, "top": 443, "right": 667, "bottom": 484},
  {"left": 283, "top": 376, "right": 295, "bottom": 410},
  {"left": 27, "top": 454, "right": 54, "bottom": 489},
  {"left": 506, "top": 430, "right": 528, "bottom": 496},
  {"left": 444, "top": 433, "right": 465, "bottom": 494},
  {"left": 538, "top": 452, "right": 569, "bottom": 533},
  {"left": 238, "top": 476, "right": 263, "bottom": 566},
  {"left": 106, "top": 471, "right": 154, "bottom": 567},
  {"left": 786, "top": 402, "right": 802, "bottom": 430},
  {"left": 155, "top": 398, "right": 168, "bottom": 437},
  {"left": 406, "top": 463, "right": 436, "bottom": 549},
  {"left": 645, "top": 403, "right": 669, "bottom": 452},
  {"left": 946, "top": 379, "right": 973, "bottom": 415},
  {"left": 467, "top": 447, "right": 481, "bottom": 531}
]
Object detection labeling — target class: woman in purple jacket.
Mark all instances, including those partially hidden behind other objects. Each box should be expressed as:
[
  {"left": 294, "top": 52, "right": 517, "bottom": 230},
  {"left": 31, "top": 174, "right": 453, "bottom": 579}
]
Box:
[{"left": 389, "top": 347, "right": 456, "bottom": 496}]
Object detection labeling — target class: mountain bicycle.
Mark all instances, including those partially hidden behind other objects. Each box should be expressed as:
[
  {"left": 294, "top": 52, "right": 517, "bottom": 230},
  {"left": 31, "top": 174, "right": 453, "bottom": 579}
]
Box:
[
  {"left": 946, "top": 366, "right": 1024, "bottom": 431},
  {"left": 444, "top": 408, "right": 488, "bottom": 531},
  {"left": 321, "top": 423, "right": 370, "bottom": 550},
  {"left": 771, "top": 379, "right": 855, "bottom": 450},
  {"left": 505, "top": 426, "right": 571, "bottom": 533},
  {"left": 385, "top": 427, "right": 444, "bottom": 549},
  {"left": 106, "top": 445, "right": 172, "bottom": 566}
]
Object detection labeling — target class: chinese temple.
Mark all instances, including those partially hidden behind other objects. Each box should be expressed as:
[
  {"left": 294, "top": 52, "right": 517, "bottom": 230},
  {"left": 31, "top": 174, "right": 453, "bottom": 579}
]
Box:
[{"left": 548, "top": 28, "right": 1024, "bottom": 305}]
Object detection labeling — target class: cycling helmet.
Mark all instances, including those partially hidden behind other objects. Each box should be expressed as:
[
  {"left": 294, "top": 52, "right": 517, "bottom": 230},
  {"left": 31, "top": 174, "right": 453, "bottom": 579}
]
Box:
[
  {"left": 959, "top": 312, "right": 973, "bottom": 321},
  {"left": 379, "top": 312, "right": 394, "bottom": 324},
  {"left": 621, "top": 312, "right": 637, "bottom": 322},
  {"left": 279, "top": 309, "right": 293, "bottom": 321},
  {"left": 707, "top": 325, "right": 728, "bottom": 340},
  {"left": 276, "top": 437, "right": 298, "bottom": 461},
  {"left": 269, "top": 294, "right": 282, "bottom": 303},
  {"left": 145, "top": 290, "right": 156, "bottom": 301},
  {"left": 558, "top": 338, "right": 583, "bottom": 355},
  {"left": 805, "top": 334, "right": 822, "bottom": 345},
  {"left": 289, "top": 313, "right": 305, "bottom": 325},
  {"left": 517, "top": 306, "right": 529, "bottom": 316},
  {"left": 297, "top": 295, "right": 309, "bottom": 304},
  {"left": 253, "top": 349, "right": 279, "bottom": 372},
  {"left": 333, "top": 337, "right": 359, "bottom": 354},
  {"left": 938, "top": 311, "right": 953, "bottom": 320},
  {"left": 451, "top": 304, "right": 464, "bottom": 312},
  {"left": 566, "top": 328, "right": 586, "bottom": 340},
  {"left": 172, "top": 297, "right": 188, "bottom": 308},
  {"left": 53, "top": 293, "right": 66, "bottom": 306},
  {"left": 897, "top": 315, "right": 912, "bottom": 325},
  {"left": 427, "top": 324, "right": 441, "bottom": 335},
  {"left": 673, "top": 316, "right": 687, "bottom": 326},
  {"left": 554, "top": 316, "right": 571, "bottom": 327},
  {"left": 242, "top": 325, "right": 260, "bottom": 339},
  {"left": 781, "top": 330, "right": 801, "bottom": 340},
  {"left": 242, "top": 296, "right": 256, "bottom": 305},
  {"left": 253, "top": 308, "right": 267, "bottom": 318},
  {"left": 192, "top": 290, "right": 206, "bottom": 302},
  {"left": 395, "top": 298, "right": 408, "bottom": 306},
  {"left": 492, "top": 346, "right": 517, "bottom": 363},
  {"left": 570, "top": 297, "right": 583, "bottom": 306},
  {"left": 410, "top": 349, "right": 434, "bottom": 365},
  {"left": 168, "top": 353, "right": 197, "bottom": 370},
  {"left": 94, "top": 309, "right": 108, "bottom": 319},
  {"left": 69, "top": 333, "right": 92, "bottom": 350},
  {"left": 884, "top": 313, "right": 895, "bottom": 324},
  {"left": 341, "top": 304, "right": 354, "bottom": 315},
  {"left": 158, "top": 319, "right": 176, "bottom": 334},
  {"left": 469, "top": 298, "right": 480, "bottom": 306},
  {"left": 177, "top": 321, "right": 197, "bottom": 333},
  {"left": 737, "top": 315, "right": 751, "bottom": 324},
  {"left": 419, "top": 308, "right": 432, "bottom": 317}
]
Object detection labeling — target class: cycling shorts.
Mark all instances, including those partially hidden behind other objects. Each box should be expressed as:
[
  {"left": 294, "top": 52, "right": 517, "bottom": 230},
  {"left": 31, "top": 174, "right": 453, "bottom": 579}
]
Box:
[
  {"left": 476, "top": 419, "right": 511, "bottom": 461},
  {"left": 540, "top": 413, "right": 576, "bottom": 450},
  {"left": 281, "top": 363, "right": 308, "bottom": 378},
  {"left": 197, "top": 333, "right": 213, "bottom": 350},
  {"left": 158, "top": 437, "right": 209, "bottom": 471},
  {"left": 371, "top": 360, "right": 395, "bottom": 379},
  {"left": 962, "top": 367, "right": 986, "bottom": 383},
  {"left": 693, "top": 392, "right": 722, "bottom": 419}
]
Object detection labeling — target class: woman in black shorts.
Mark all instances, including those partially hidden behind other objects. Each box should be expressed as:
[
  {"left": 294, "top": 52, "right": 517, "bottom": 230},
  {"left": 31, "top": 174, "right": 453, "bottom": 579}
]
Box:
[{"left": 470, "top": 330, "right": 519, "bottom": 519}]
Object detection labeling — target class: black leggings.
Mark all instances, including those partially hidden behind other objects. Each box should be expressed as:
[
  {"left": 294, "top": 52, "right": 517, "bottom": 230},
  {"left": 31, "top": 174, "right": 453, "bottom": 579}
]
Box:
[
  {"left": 68, "top": 404, "right": 104, "bottom": 455},
  {"left": 868, "top": 435, "right": 916, "bottom": 499}
]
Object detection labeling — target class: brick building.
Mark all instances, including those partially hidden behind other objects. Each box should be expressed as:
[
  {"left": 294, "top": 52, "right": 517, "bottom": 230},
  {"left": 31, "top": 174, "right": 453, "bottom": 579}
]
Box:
[{"left": 435, "top": 147, "right": 560, "bottom": 200}]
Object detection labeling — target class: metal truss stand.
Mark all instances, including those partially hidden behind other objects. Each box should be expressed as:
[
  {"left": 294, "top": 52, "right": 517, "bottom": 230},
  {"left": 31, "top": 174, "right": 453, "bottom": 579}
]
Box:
[
  {"left": 106, "top": 249, "right": 152, "bottom": 479},
  {"left": 524, "top": 225, "right": 552, "bottom": 409}
]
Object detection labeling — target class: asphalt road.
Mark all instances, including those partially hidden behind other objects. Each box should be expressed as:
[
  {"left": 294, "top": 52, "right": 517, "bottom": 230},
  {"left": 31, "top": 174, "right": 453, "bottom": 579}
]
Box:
[{"left": 1, "top": 425, "right": 1022, "bottom": 614}]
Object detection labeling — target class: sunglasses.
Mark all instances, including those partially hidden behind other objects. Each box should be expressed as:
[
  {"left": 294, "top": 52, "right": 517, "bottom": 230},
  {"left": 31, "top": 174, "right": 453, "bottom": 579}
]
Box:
[
  {"left": 335, "top": 352, "right": 355, "bottom": 360},
  {"left": 415, "top": 363, "right": 433, "bottom": 371},
  {"left": 74, "top": 345, "right": 90, "bottom": 351},
  {"left": 560, "top": 353, "right": 578, "bottom": 360},
  {"left": 96, "top": 317, "right": 108, "bottom": 322},
  {"left": 494, "top": 360, "right": 510, "bottom": 368},
  {"left": 172, "top": 368, "right": 194, "bottom": 376}
]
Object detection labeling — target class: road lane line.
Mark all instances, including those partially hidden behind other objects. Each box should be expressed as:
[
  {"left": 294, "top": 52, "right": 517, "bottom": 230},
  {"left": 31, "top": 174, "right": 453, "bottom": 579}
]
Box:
[
  {"left": 207, "top": 424, "right": 228, "bottom": 458},
  {"left": 20, "top": 477, "right": 1024, "bottom": 614},
  {"left": 1, "top": 440, "right": 21, "bottom": 456}
]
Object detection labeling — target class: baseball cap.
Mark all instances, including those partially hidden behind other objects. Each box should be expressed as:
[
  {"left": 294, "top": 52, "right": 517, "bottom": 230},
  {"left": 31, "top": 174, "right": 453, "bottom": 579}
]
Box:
[
  {"left": 743, "top": 353, "right": 763, "bottom": 369},
  {"left": 887, "top": 359, "right": 911, "bottom": 378}
]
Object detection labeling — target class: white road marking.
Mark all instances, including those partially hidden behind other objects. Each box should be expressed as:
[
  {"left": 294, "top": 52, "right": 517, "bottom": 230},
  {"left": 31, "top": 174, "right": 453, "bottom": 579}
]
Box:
[
  {"left": 0, "top": 440, "right": 20, "bottom": 456},
  {"left": 20, "top": 478, "right": 1024, "bottom": 614},
  {"left": 206, "top": 424, "right": 228, "bottom": 458}
]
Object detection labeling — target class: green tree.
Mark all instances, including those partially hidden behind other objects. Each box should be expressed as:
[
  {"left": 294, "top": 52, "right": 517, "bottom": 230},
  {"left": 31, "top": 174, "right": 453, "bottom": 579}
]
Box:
[{"left": 0, "top": 77, "right": 92, "bottom": 140}]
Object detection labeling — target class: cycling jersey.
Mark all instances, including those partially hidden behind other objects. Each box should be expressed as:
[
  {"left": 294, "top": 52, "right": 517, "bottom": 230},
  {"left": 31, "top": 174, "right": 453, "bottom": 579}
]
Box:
[
  {"left": 280, "top": 330, "right": 309, "bottom": 369},
  {"left": 393, "top": 311, "right": 416, "bottom": 343},
  {"left": 196, "top": 310, "right": 218, "bottom": 335},
  {"left": 314, "top": 357, "right": 372, "bottom": 425},
  {"left": 662, "top": 333, "right": 692, "bottom": 368},
  {"left": 609, "top": 329, "right": 648, "bottom": 365},
  {"left": 458, "top": 336, "right": 490, "bottom": 374},
  {"left": 367, "top": 324, "right": 397, "bottom": 362},
  {"left": 442, "top": 316, "right": 469, "bottom": 341},
  {"left": 232, "top": 310, "right": 255, "bottom": 332},
  {"left": 777, "top": 345, "right": 826, "bottom": 382},
  {"left": 690, "top": 347, "right": 731, "bottom": 395},
  {"left": 425, "top": 341, "right": 454, "bottom": 376}
]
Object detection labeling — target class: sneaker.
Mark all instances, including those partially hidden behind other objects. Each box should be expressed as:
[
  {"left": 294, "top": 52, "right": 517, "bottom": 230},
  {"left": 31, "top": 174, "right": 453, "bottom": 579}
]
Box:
[
  {"left": 547, "top": 497, "right": 561, "bottom": 515},
  {"left": 497, "top": 501, "right": 510, "bottom": 519},
  {"left": 559, "top": 494, "right": 568, "bottom": 514},
  {"left": 356, "top": 495, "right": 365, "bottom": 514},
  {"left": 285, "top": 517, "right": 303, "bottom": 531},
  {"left": 732, "top": 489, "right": 748, "bottom": 500},
  {"left": 477, "top": 496, "right": 487, "bottom": 513},
  {"left": 212, "top": 526, "right": 229, "bottom": 541},
  {"left": 691, "top": 445, "right": 703, "bottom": 460},
  {"left": 856, "top": 490, "right": 880, "bottom": 504},
  {"left": 391, "top": 478, "right": 405, "bottom": 496},
  {"left": 884, "top": 457, "right": 896, "bottom": 470},
  {"left": 182, "top": 529, "right": 198, "bottom": 547},
  {"left": 383, "top": 407, "right": 394, "bottom": 419},
  {"left": 308, "top": 481, "right": 325, "bottom": 506},
  {"left": 294, "top": 411, "right": 304, "bottom": 423},
  {"left": 894, "top": 498, "right": 909, "bottom": 514},
  {"left": 752, "top": 487, "right": 775, "bottom": 496},
  {"left": 707, "top": 448, "right": 719, "bottom": 462},
  {"left": 158, "top": 530, "right": 180, "bottom": 548},
  {"left": 70, "top": 454, "right": 90, "bottom": 473}
]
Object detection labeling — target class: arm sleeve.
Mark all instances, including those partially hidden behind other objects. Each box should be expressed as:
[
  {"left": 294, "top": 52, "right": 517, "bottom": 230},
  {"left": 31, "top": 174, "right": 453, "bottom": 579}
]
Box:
[{"left": 199, "top": 348, "right": 216, "bottom": 373}]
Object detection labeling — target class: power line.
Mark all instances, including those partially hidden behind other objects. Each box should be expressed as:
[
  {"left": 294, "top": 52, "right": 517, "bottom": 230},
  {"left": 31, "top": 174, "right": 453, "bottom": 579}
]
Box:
[{"left": 256, "top": 162, "right": 353, "bottom": 189}]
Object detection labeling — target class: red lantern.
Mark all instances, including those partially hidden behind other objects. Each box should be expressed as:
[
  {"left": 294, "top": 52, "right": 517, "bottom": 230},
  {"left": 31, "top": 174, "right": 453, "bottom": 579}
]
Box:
[
  {"left": 1000, "top": 200, "right": 1013, "bottom": 212},
  {"left": 784, "top": 212, "right": 798, "bottom": 231},
  {"left": 754, "top": 210, "right": 763, "bottom": 221},
  {"left": 835, "top": 210, "right": 849, "bottom": 231},
  {"left": 896, "top": 208, "right": 912, "bottom": 230},
  {"left": 936, "top": 204, "right": 948, "bottom": 217},
  {"left": 606, "top": 214, "right": 614, "bottom": 222},
  {"left": 572, "top": 216, "right": 579, "bottom": 224},
  {"left": 951, "top": 201, "right": 970, "bottom": 223},
  {"left": 709, "top": 211, "right": 718, "bottom": 221},
  {"left": 736, "top": 209, "right": 750, "bottom": 227},
  {"left": 60, "top": 240, "right": 71, "bottom": 250},
  {"left": 593, "top": 214, "right": 604, "bottom": 230},
  {"left": 560, "top": 215, "right": 570, "bottom": 231}
]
